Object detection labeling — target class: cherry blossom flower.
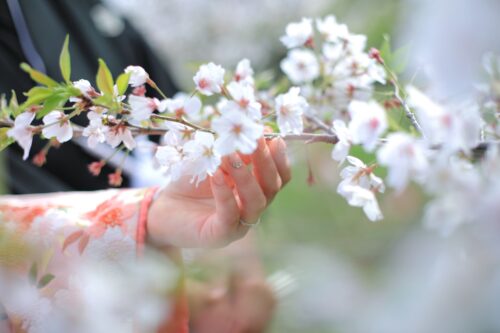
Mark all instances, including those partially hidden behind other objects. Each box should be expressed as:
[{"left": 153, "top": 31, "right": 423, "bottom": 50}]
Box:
[
  {"left": 340, "top": 185, "right": 383, "bottom": 221},
  {"left": 0, "top": 277, "right": 53, "bottom": 333},
  {"left": 326, "top": 78, "right": 374, "bottom": 112},
  {"left": 155, "top": 145, "right": 184, "bottom": 182},
  {"left": 7, "top": 111, "right": 35, "bottom": 160},
  {"left": 316, "top": 15, "right": 341, "bottom": 42},
  {"left": 406, "top": 86, "right": 450, "bottom": 144},
  {"left": 42, "top": 111, "right": 73, "bottom": 143},
  {"left": 343, "top": 34, "right": 367, "bottom": 54},
  {"left": 423, "top": 154, "right": 480, "bottom": 195},
  {"left": 331, "top": 119, "right": 353, "bottom": 162},
  {"left": 106, "top": 124, "right": 136, "bottom": 150},
  {"left": 128, "top": 94, "right": 161, "bottom": 122},
  {"left": 226, "top": 81, "right": 262, "bottom": 120},
  {"left": 281, "top": 49, "right": 320, "bottom": 84},
  {"left": 423, "top": 191, "right": 478, "bottom": 236},
  {"left": 164, "top": 93, "right": 202, "bottom": 120},
  {"left": 275, "top": 87, "right": 308, "bottom": 134},
  {"left": 73, "top": 79, "right": 95, "bottom": 98},
  {"left": 234, "top": 58, "right": 254, "bottom": 85},
  {"left": 83, "top": 111, "right": 108, "bottom": 148},
  {"left": 183, "top": 131, "right": 222, "bottom": 185},
  {"left": 280, "top": 18, "right": 313, "bottom": 49},
  {"left": 125, "top": 65, "right": 149, "bottom": 87},
  {"left": 193, "top": 62, "right": 225, "bottom": 96},
  {"left": 348, "top": 100, "right": 387, "bottom": 151},
  {"left": 326, "top": 51, "right": 385, "bottom": 84},
  {"left": 377, "top": 133, "right": 429, "bottom": 193},
  {"left": 337, "top": 156, "right": 384, "bottom": 221},
  {"left": 338, "top": 156, "right": 385, "bottom": 194},
  {"left": 212, "top": 111, "right": 264, "bottom": 155},
  {"left": 406, "top": 86, "right": 482, "bottom": 152},
  {"left": 322, "top": 43, "right": 344, "bottom": 63},
  {"left": 162, "top": 122, "right": 194, "bottom": 146}
]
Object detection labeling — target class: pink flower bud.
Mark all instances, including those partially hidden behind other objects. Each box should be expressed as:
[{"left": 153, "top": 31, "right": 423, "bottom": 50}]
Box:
[
  {"left": 108, "top": 169, "right": 123, "bottom": 187},
  {"left": 32, "top": 151, "right": 47, "bottom": 167},
  {"left": 88, "top": 160, "right": 105, "bottom": 176},
  {"left": 369, "top": 48, "right": 384, "bottom": 64}
]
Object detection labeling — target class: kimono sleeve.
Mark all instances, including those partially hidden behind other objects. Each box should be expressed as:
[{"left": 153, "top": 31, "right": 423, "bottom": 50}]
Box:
[{"left": 0, "top": 187, "right": 182, "bottom": 333}]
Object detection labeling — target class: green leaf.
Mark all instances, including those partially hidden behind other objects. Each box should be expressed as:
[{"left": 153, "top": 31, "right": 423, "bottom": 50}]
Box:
[
  {"left": 20, "top": 63, "right": 58, "bottom": 87},
  {"left": 378, "top": 35, "right": 410, "bottom": 74},
  {"left": 28, "top": 262, "right": 38, "bottom": 285},
  {"left": 379, "top": 35, "right": 392, "bottom": 65},
  {"left": 0, "top": 128, "right": 15, "bottom": 152},
  {"left": 116, "top": 72, "right": 130, "bottom": 96},
  {"left": 67, "top": 85, "right": 82, "bottom": 97},
  {"left": 254, "top": 69, "right": 275, "bottom": 90},
  {"left": 0, "top": 95, "right": 7, "bottom": 119},
  {"left": 9, "top": 90, "right": 19, "bottom": 110},
  {"left": 1, "top": 91, "right": 21, "bottom": 118},
  {"left": 391, "top": 44, "right": 410, "bottom": 74},
  {"left": 96, "top": 59, "right": 114, "bottom": 95},
  {"left": 37, "top": 274, "right": 55, "bottom": 289},
  {"left": 59, "top": 35, "right": 71, "bottom": 83},
  {"left": 21, "top": 87, "right": 55, "bottom": 110},
  {"left": 37, "top": 93, "right": 68, "bottom": 119},
  {"left": 92, "top": 94, "right": 114, "bottom": 108},
  {"left": 265, "top": 121, "right": 279, "bottom": 133},
  {"left": 26, "top": 86, "right": 53, "bottom": 99}
]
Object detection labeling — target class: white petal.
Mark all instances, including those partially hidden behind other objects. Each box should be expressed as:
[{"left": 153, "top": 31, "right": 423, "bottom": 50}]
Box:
[
  {"left": 56, "top": 123, "right": 73, "bottom": 143},
  {"left": 332, "top": 141, "right": 350, "bottom": 162}
]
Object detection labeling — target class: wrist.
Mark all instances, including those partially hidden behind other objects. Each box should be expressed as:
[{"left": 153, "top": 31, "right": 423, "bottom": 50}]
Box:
[{"left": 146, "top": 189, "right": 179, "bottom": 253}]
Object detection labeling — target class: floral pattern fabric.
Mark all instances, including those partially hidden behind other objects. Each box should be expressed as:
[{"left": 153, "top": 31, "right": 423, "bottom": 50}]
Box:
[{"left": 0, "top": 188, "right": 188, "bottom": 333}]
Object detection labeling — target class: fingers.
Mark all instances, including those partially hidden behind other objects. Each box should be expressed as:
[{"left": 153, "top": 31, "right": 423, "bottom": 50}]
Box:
[
  {"left": 209, "top": 138, "right": 290, "bottom": 246},
  {"left": 223, "top": 154, "right": 267, "bottom": 224},
  {"left": 237, "top": 152, "right": 252, "bottom": 165},
  {"left": 267, "top": 138, "right": 292, "bottom": 186},
  {"left": 251, "top": 138, "right": 282, "bottom": 202},
  {"left": 210, "top": 169, "right": 241, "bottom": 233}
]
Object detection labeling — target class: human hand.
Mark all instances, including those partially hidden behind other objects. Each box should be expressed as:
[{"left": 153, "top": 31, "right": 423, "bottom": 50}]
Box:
[
  {"left": 147, "top": 137, "right": 290, "bottom": 248},
  {"left": 189, "top": 276, "right": 277, "bottom": 333}
]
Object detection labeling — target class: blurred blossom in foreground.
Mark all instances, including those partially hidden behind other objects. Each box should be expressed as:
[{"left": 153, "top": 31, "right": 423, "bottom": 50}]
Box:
[
  {"left": 0, "top": 229, "right": 178, "bottom": 333},
  {"left": 269, "top": 224, "right": 500, "bottom": 333},
  {"left": 400, "top": 0, "right": 500, "bottom": 98}
]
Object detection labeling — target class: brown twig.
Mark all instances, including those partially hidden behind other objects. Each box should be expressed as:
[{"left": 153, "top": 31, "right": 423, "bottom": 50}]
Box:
[
  {"left": 0, "top": 120, "right": 13, "bottom": 128},
  {"left": 383, "top": 63, "right": 424, "bottom": 135},
  {"left": 305, "top": 114, "right": 335, "bottom": 135},
  {"left": 68, "top": 123, "right": 339, "bottom": 145},
  {"left": 151, "top": 114, "right": 215, "bottom": 134},
  {"left": 264, "top": 132, "right": 338, "bottom": 144}
]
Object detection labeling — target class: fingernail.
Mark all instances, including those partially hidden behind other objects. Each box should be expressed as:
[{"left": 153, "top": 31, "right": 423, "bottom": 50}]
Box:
[
  {"left": 229, "top": 154, "right": 243, "bottom": 169},
  {"left": 212, "top": 169, "right": 225, "bottom": 185}
]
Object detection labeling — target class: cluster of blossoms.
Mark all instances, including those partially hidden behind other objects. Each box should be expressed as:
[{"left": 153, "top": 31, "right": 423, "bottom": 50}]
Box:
[
  {"left": 278, "top": 16, "right": 389, "bottom": 220},
  {"left": 1, "top": 16, "right": 499, "bottom": 235}
]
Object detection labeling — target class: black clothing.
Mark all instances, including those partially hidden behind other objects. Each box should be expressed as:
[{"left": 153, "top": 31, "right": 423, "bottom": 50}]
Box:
[{"left": 0, "top": 0, "right": 178, "bottom": 193}]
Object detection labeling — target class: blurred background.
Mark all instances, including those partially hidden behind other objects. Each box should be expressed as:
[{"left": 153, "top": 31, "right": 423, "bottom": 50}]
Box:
[{"left": 3, "top": 0, "right": 500, "bottom": 332}]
